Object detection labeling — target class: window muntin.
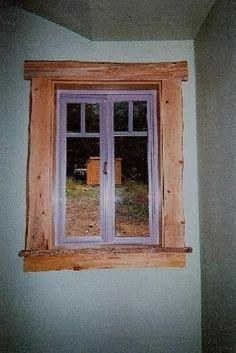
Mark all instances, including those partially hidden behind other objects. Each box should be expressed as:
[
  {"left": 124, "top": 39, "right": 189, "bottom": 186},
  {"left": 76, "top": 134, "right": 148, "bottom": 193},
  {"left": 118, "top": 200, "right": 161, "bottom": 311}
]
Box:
[{"left": 56, "top": 90, "right": 159, "bottom": 245}]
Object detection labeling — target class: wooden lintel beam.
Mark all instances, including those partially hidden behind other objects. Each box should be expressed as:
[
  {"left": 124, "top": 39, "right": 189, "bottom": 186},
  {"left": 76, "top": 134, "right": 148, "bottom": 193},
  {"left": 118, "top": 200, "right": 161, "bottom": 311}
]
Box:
[{"left": 24, "top": 61, "right": 188, "bottom": 81}]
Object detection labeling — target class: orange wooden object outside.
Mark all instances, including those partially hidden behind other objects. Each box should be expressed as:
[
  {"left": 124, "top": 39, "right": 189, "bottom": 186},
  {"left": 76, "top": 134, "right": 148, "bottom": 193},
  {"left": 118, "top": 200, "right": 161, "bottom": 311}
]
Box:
[{"left": 86, "top": 157, "right": 122, "bottom": 185}]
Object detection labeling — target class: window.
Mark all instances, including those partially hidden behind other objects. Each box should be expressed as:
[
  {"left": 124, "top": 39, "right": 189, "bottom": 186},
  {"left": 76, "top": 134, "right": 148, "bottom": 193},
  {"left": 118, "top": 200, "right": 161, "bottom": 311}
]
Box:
[
  {"left": 56, "top": 90, "right": 159, "bottom": 245},
  {"left": 19, "top": 61, "right": 192, "bottom": 271}
]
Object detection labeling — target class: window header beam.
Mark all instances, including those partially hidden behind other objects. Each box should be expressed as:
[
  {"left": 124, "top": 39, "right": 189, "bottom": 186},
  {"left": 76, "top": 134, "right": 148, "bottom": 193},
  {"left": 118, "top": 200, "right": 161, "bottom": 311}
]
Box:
[{"left": 24, "top": 61, "right": 188, "bottom": 81}]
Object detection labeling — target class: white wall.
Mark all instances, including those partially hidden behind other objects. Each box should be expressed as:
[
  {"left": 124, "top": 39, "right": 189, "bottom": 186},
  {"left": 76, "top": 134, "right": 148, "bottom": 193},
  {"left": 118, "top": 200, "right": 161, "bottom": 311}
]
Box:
[{"left": 0, "top": 4, "right": 201, "bottom": 353}]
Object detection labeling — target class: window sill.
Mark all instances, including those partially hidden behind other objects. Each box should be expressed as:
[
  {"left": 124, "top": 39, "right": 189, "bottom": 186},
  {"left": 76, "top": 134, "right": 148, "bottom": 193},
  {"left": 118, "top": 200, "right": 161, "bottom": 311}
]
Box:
[{"left": 19, "top": 245, "right": 192, "bottom": 272}]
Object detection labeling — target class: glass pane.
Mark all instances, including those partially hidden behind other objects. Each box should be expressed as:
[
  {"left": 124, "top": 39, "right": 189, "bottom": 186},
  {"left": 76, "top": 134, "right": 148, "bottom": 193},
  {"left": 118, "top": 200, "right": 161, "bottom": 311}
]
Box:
[
  {"left": 85, "top": 103, "right": 100, "bottom": 132},
  {"left": 67, "top": 103, "right": 80, "bottom": 132},
  {"left": 133, "top": 101, "right": 147, "bottom": 131},
  {"left": 114, "top": 102, "right": 129, "bottom": 131},
  {"left": 114, "top": 136, "right": 149, "bottom": 237},
  {"left": 66, "top": 137, "right": 100, "bottom": 236}
]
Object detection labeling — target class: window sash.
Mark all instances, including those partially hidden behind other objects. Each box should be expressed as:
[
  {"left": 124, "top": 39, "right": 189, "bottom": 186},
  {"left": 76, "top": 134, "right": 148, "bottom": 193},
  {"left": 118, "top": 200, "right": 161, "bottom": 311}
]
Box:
[{"left": 55, "top": 90, "right": 159, "bottom": 245}]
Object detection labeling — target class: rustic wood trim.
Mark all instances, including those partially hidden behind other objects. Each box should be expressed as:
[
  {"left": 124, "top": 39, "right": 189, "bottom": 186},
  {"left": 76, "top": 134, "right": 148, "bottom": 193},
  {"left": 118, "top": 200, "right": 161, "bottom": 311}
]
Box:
[
  {"left": 25, "top": 77, "right": 54, "bottom": 250},
  {"left": 19, "top": 246, "right": 192, "bottom": 257},
  {"left": 24, "top": 61, "right": 188, "bottom": 81},
  {"left": 23, "top": 253, "right": 186, "bottom": 272},
  {"left": 22, "top": 62, "right": 190, "bottom": 271},
  {"left": 161, "top": 79, "right": 185, "bottom": 247},
  {"left": 54, "top": 82, "right": 162, "bottom": 91}
]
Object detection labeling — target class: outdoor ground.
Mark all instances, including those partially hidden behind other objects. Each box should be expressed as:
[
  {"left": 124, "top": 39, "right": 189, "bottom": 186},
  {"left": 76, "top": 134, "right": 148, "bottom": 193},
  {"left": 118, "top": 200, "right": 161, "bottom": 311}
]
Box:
[{"left": 66, "top": 178, "right": 149, "bottom": 237}]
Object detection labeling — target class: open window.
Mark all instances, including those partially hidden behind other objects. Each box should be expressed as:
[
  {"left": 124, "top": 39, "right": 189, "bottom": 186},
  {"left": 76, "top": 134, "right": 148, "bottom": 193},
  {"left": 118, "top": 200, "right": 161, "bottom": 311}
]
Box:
[{"left": 19, "top": 61, "right": 192, "bottom": 271}]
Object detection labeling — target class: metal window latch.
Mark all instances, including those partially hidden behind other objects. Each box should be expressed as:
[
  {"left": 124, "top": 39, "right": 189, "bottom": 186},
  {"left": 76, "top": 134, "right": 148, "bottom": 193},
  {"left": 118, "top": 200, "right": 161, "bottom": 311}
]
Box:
[{"left": 103, "top": 161, "right": 108, "bottom": 175}]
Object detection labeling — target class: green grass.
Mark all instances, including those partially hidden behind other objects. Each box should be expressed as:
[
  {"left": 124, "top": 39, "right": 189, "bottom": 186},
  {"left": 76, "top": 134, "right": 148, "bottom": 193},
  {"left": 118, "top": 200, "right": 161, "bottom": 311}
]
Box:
[{"left": 66, "top": 177, "right": 99, "bottom": 200}]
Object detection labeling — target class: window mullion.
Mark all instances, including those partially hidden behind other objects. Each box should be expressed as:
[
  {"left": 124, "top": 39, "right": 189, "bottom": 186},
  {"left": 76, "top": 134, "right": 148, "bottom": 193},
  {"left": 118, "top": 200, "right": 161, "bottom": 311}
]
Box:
[
  {"left": 146, "top": 95, "right": 159, "bottom": 243},
  {"left": 105, "top": 97, "right": 115, "bottom": 242},
  {"left": 81, "top": 103, "right": 85, "bottom": 133},
  {"left": 128, "top": 101, "right": 133, "bottom": 133},
  {"left": 100, "top": 97, "right": 109, "bottom": 242}
]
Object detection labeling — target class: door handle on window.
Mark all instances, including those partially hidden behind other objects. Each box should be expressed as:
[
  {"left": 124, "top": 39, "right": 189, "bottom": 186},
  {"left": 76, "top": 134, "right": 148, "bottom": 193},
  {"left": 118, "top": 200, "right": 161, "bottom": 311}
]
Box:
[{"left": 103, "top": 161, "right": 108, "bottom": 175}]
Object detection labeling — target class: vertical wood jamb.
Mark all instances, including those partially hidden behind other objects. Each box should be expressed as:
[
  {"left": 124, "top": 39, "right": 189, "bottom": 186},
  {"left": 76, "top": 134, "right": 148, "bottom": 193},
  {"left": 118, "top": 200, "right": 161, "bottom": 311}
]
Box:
[
  {"left": 50, "top": 81, "right": 57, "bottom": 248},
  {"left": 24, "top": 80, "right": 32, "bottom": 250},
  {"left": 161, "top": 79, "right": 185, "bottom": 247},
  {"left": 26, "top": 77, "right": 54, "bottom": 250}
]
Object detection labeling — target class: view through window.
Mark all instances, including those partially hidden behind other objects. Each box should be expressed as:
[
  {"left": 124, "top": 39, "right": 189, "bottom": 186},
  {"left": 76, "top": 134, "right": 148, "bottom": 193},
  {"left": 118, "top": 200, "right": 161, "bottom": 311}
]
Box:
[{"left": 56, "top": 91, "right": 159, "bottom": 245}]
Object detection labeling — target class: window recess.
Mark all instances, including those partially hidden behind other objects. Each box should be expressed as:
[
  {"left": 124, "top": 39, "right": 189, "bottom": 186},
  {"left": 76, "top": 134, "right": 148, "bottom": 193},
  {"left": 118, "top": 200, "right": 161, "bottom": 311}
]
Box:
[{"left": 19, "top": 61, "right": 192, "bottom": 271}]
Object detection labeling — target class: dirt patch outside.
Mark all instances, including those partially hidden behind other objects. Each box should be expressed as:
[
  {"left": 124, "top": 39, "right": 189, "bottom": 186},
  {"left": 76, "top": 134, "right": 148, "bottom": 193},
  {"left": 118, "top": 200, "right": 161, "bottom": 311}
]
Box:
[{"left": 66, "top": 179, "right": 149, "bottom": 237}]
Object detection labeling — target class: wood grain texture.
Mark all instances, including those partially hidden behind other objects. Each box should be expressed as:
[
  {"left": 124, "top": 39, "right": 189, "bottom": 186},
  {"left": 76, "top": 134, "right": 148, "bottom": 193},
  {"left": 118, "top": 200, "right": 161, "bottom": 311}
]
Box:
[
  {"left": 25, "top": 78, "right": 54, "bottom": 250},
  {"left": 23, "top": 253, "right": 186, "bottom": 271},
  {"left": 161, "top": 79, "right": 185, "bottom": 247},
  {"left": 54, "top": 82, "right": 161, "bottom": 91},
  {"left": 24, "top": 61, "right": 188, "bottom": 81},
  {"left": 19, "top": 245, "right": 192, "bottom": 257},
  {"left": 22, "top": 66, "right": 190, "bottom": 270}
]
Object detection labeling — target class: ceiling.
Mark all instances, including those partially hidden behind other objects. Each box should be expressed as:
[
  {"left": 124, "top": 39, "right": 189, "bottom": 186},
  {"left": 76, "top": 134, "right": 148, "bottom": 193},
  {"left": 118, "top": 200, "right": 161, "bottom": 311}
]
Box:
[{"left": 12, "top": 0, "right": 215, "bottom": 41}]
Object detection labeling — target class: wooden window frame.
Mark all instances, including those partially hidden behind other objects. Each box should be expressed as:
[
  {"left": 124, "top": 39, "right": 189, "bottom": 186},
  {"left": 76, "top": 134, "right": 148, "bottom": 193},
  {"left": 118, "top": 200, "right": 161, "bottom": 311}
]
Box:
[{"left": 19, "top": 61, "right": 192, "bottom": 271}]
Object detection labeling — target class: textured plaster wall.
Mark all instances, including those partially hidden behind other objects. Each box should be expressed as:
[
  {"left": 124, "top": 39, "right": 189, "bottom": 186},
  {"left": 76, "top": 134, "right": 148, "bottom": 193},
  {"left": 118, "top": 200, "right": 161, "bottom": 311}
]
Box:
[
  {"left": 0, "top": 4, "right": 201, "bottom": 353},
  {"left": 195, "top": 0, "right": 236, "bottom": 352}
]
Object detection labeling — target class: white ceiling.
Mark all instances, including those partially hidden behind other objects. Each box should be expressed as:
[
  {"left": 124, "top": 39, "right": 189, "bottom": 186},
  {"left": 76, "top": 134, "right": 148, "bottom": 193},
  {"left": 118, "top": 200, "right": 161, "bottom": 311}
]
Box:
[{"left": 12, "top": 0, "right": 215, "bottom": 41}]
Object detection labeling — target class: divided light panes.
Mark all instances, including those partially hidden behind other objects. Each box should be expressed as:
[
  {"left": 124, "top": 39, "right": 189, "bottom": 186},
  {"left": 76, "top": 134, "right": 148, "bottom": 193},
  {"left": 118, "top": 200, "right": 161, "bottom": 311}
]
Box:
[
  {"left": 66, "top": 102, "right": 101, "bottom": 237},
  {"left": 113, "top": 101, "right": 149, "bottom": 236},
  {"left": 56, "top": 91, "right": 159, "bottom": 245}
]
